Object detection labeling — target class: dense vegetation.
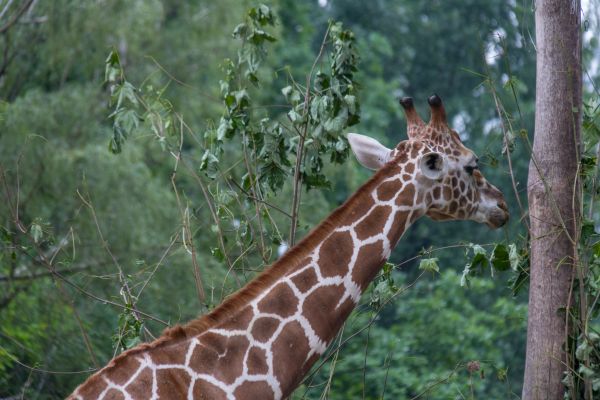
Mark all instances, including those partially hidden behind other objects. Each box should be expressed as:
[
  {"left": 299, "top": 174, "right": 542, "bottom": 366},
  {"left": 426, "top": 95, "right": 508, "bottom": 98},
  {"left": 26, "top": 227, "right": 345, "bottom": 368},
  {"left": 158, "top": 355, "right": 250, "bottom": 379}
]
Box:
[{"left": 0, "top": 1, "right": 597, "bottom": 398}]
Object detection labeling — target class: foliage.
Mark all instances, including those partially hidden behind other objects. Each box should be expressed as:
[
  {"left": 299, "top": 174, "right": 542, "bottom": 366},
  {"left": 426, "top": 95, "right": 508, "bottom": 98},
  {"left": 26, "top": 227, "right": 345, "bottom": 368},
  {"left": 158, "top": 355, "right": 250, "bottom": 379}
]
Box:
[
  {"left": 562, "top": 98, "right": 600, "bottom": 399},
  {"left": 0, "top": 0, "right": 582, "bottom": 398},
  {"left": 299, "top": 269, "right": 526, "bottom": 399}
]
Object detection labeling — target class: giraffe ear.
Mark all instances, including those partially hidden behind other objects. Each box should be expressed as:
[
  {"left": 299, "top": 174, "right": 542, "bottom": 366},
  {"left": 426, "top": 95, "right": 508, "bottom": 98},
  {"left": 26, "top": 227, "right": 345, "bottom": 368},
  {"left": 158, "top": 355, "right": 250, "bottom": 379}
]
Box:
[
  {"left": 347, "top": 133, "right": 392, "bottom": 170},
  {"left": 418, "top": 152, "right": 446, "bottom": 180}
]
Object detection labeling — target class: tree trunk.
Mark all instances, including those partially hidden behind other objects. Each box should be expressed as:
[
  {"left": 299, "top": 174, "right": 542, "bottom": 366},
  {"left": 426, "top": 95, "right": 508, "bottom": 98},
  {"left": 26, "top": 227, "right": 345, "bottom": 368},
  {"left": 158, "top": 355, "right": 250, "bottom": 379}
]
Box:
[{"left": 522, "top": 1, "right": 582, "bottom": 399}]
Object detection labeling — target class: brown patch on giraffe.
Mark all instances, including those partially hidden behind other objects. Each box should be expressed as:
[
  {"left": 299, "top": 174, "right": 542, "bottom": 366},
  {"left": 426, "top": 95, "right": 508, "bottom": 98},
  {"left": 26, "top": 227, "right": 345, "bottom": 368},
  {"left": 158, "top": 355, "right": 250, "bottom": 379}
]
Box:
[
  {"left": 410, "top": 146, "right": 420, "bottom": 158},
  {"left": 468, "top": 188, "right": 475, "bottom": 201},
  {"left": 414, "top": 195, "right": 423, "bottom": 209},
  {"left": 272, "top": 321, "right": 310, "bottom": 391},
  {"left": 251, "top": 316, "right": 280, "bottom": 342},
  {"left": 449, "top": 201, "right": 458, "bottom": 214},
  {"left": 107, "top": 356, "right": 142, "bottom": 385},
  {"left": 402, "top": 174, "right": 412, "bottom": 181},
  {"left": 459, "top": 196, "right": 467, "bottom": 207},
  {"left": 126, "top": 368, "right": 154, "bottom": 397},
  {"left": 290, "top": 266, "right": 318, "bottom": 293},
  {"left": 233, "top": 381, "right": 275, "bottom": 400},
  {"left": 443, "top": 186, "right": 452, "bottom": 201},
  {"left": 150, "top": 340, "right": 189, "bottom": 366},
  {"left": 425, "top": 192, "right": 433, "bottom": 205},
  {"left": 388, "top": 211, "right": 410, "bottom": 245},
  {"left": 452, "top": 177, "right": 458, "bottom": 187},
  {"left": 397, "top": 183, "right": 415, "bottom": 206},
  {"left": 193, "top": 378, "right": 227, "bottom": 400},
  {"left": 191, "top": 333, "right": 249, "bottom": 382},
  {"left": 293, "top": 256, "right": 312, "bottom": 271},
  {"left": 355, "top": 206, "right": 392, "bottom": 240},
  {"left": 457, "top": 209, "right": 466, "bottom": 219},
  {"left": 404, "top": 162, "right": 415, "bottom": 174},
  {"left": 198, "top": 332, "right": 227, "bottom": 355},
  {"left": 220, "top": 305, "right": 253, "bottom": 330},
  {"left": 377, "top": 179, "right": 402, "bottom": 201},
  {"left": 395, "top": 149, "right": 409, "bottom": 164},
  {"left": 257, "top": 282, "right": 298, "bottom": 317},
  {"left": 459, "top": 180, "right": 466, "bottom": 192},
  {"left": 352, "top": 241, "right": 385, "bottom": 290},
  {"left": 453, "top": 188, "right": 461, "bottom": 198},
  {"left": 319, "top": 231, "right": 353, "bottom": 277},
  {"left": 432, "top": 187, "right": 441, "bottom": 200},
  {"left": 453, "top": 149, "right": 461, "bottom": 157},
  {"left": 247, "top": 346, "right": 269, "bottom": 375},
  {"left": 156, "top": 368, "right": 191, "bottom": 399},
  {"left": 104, "top": 389, "right": 126, "bottom": 400},
  {"left": 409, "top": 211, "right": 420, "bottom": 224},
  {"left": 215, "top": 335, "right": 250, "bottom": 384},
  {"left": 74, "top": 378, "right": 106, "bottom": 398},
  {"left": 303, "top": 284, "right": 346, "bottom": 340},
  {"left": 343, "top": 195, "right": 375, "bottom": 225},
  {"left": 189, "top": 341, "right": 220, "bottom": 375},
  {"left": 450, "top": 130, "right": 461, "bottom": 143}
]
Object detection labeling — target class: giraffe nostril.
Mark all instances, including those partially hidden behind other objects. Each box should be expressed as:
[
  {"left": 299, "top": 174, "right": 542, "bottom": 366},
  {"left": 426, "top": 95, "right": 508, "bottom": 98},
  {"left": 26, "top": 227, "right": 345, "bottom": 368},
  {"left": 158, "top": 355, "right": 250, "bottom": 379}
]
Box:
[{"left": 498, "top": 201, "right": 508, "bottom": 213}]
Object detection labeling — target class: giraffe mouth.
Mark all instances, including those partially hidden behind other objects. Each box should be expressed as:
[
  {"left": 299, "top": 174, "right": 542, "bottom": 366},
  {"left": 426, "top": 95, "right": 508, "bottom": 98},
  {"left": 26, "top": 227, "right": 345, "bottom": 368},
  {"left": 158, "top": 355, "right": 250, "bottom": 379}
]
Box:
[
  {"left": 487, "top": 205, "right": 509, "bottom": 229},
  {"left": 426, "top": 210, "right": 455, "bottom": 221}
]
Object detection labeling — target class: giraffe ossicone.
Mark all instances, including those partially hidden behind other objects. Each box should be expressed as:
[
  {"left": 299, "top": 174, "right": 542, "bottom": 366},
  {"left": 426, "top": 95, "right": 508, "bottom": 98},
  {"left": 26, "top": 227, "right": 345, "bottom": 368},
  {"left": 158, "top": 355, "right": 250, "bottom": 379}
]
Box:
[{"left": 69, "top": 95, "right": 508, "bottom": 400}]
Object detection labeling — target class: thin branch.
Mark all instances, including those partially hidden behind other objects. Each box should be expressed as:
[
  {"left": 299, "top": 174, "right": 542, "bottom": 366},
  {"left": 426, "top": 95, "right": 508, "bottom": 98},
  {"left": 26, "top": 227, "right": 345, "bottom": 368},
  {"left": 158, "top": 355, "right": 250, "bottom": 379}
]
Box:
[
  {"left": 289, "top": 23, "right": 331, "bottom": 246},
  {"left": 0, "top": 264, "right": 98, "bottom": 282},
  {"left": 0, "top": 0, "right": 34, "bottom": 34}
]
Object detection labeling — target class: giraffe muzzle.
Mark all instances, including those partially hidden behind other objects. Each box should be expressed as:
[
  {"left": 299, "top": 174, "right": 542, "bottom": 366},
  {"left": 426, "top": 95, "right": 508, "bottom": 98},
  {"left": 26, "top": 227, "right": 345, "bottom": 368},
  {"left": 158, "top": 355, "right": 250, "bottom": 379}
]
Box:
[{"left": 487, "top": 200, "right": 509, "bottom": 229}]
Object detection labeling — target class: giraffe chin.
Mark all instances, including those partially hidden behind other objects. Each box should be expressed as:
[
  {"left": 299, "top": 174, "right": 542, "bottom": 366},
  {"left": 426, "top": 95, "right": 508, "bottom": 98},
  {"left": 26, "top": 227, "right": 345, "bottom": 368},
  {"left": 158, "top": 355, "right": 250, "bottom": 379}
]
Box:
[
  {"left": 485, "top": 208, "right": 509, "bottom": 229},
  {"left": 427, "top": 208, "right": 508, "bottom": 229},
  {"left": 426, "top": 210, "right": 455, "bottom": 222}
]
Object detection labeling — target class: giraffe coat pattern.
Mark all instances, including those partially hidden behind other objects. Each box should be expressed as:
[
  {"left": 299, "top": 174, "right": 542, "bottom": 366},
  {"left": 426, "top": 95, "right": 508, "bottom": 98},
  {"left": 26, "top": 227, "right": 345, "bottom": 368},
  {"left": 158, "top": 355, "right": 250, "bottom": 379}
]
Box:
[{"left": 69, "top": 95, "right": 509, "bottom": 400}]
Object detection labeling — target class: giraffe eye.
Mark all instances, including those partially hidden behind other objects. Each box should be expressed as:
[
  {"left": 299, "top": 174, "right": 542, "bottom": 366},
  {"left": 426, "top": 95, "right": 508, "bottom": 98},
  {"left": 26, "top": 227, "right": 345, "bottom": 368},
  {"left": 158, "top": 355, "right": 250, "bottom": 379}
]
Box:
[{"left": 464, "top": 165, "right": 479, "bottom": 175}]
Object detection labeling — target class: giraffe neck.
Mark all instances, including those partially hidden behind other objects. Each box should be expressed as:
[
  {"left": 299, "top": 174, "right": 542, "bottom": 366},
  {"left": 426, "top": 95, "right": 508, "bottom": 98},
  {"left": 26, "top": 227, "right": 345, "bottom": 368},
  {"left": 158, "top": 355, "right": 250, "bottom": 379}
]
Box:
[
  {"left": 185, "top": 141, "right": 429, "bottom": 397},
  {"left": 69, "top": 142, "right": 430, "bottom": 400}
]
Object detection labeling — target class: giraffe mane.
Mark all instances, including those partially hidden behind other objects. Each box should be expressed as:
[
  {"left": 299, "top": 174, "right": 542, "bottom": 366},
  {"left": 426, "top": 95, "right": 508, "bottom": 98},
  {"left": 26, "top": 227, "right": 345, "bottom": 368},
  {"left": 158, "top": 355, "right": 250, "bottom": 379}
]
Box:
[
  {"left": 78, "top": 142, "right": 413, "bottom": 388},
  {"left": 181, "top": 142, "right": 412, "bottom": 337}
]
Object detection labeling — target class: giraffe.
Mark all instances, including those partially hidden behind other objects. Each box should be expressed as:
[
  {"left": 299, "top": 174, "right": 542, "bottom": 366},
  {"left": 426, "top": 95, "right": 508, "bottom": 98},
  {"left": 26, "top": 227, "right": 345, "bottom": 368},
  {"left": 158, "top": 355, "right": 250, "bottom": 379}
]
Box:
[{"left": 69, "top": 95, "right": 508, "bottom": 400}]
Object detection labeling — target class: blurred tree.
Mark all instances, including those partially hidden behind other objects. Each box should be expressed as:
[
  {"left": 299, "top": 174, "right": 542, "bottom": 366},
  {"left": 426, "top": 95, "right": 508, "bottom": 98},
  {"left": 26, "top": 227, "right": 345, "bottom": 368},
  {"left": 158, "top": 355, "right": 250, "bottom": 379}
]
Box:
[{"left": 523, "top": 1, "right": 582, "bottom": 399}]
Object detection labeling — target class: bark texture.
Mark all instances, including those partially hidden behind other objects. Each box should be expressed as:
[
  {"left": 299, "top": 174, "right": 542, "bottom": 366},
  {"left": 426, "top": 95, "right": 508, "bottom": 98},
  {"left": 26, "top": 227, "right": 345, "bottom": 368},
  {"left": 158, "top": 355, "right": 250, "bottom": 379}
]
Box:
[{"left": 522, "top": 1, "right": 581, "bottom": 399}]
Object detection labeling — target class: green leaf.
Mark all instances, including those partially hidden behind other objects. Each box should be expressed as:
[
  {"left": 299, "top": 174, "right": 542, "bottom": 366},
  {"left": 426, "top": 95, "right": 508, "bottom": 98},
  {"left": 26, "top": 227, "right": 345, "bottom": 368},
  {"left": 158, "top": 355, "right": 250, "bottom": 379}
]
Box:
[
  {"left": 344, "top": 95, "right": 357, "bottom": 114},
  {"left": 30, "top": 223, "right": 42, "bottom": 244},
  {"left": 232, "top": 23, "right": 248, "bottom": 38},
  {"left": 199, "top": 150, "right": 220, "bottom": 179},
  {"left": 324, "top": 107, "right": 348, "bottom": 134},
  {"left": 579, "top": 365, "right": 596, "bottom": 378},
  {"left": 288, "top": 109, "right": 302, "bottom": 124},
  {"left": 491, "top": 244, "right": 510, "bottom": 271},
  {"left": 576, "top": 338, "right": 593, "bottom": 361},
  {"left": 461, "top": 244, "right": 489, "bottom": 287},
  {"left": 282, "top": 85, "right": 301, "bottom": 104},
  {"left": 124, "top": 336, "right": 142, "bottom": 349},
  {"left": 217, "top": 117, "right": 234, "bottom": 140},
  {"left": 508, "top": 244, "right": 520, "bottom": 271},
  {"left": 582, "top": 219, "right": 597, "bottom": 243},
  {"left": 211, "top": 247, "right": 225, "bottom": 262},
  {"left": 281, "top": 85, "right": 293, "bottom": 98},
  {"left": 418, "top": 258, "right": 439, "bottom": 273},
  {"left": 104, "top": 50, "right": 122, "bottom": 83}
]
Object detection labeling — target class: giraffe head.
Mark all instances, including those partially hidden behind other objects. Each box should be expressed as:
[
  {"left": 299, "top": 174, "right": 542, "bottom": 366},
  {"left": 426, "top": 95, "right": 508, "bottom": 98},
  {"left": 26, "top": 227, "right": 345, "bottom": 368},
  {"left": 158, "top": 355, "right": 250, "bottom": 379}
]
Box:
[{"left": 347, "top": 95, "right": 508, "bottom": 229}]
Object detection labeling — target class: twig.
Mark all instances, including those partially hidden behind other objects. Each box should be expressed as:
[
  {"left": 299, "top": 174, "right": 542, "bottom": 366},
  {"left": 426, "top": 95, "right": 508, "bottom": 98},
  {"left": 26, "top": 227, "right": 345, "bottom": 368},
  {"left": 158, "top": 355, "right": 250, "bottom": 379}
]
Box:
[
  {"left": 0, "top": 0, "right": 34, "bottom": 34},
  {"left": 229, "top": 178, "right": 292, "bottom": 218},
  {"left": 289, "top": 23, "right": 331, "bottom": 246}
]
